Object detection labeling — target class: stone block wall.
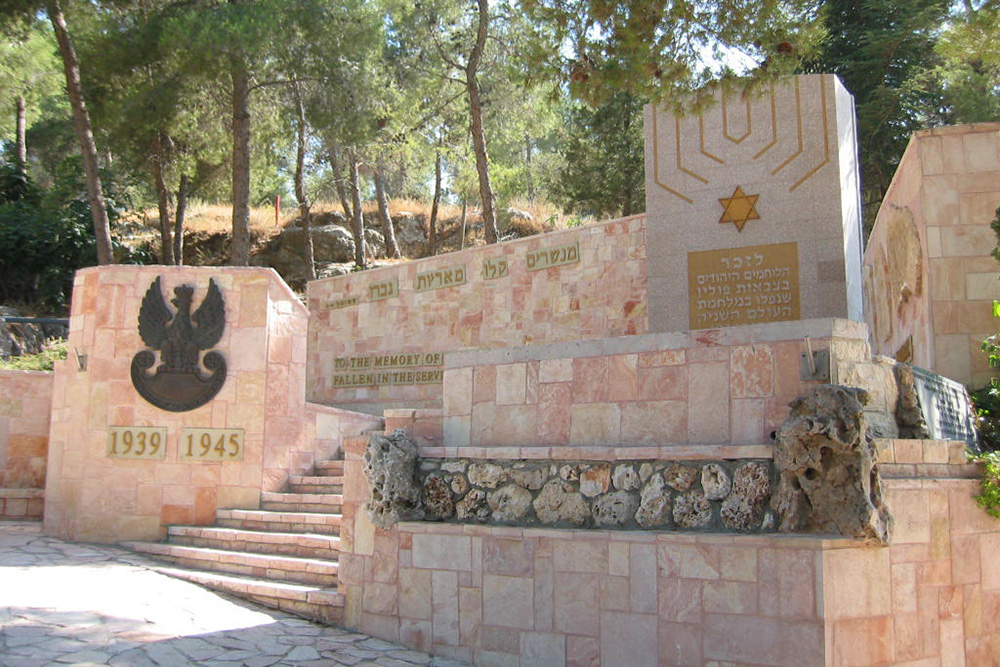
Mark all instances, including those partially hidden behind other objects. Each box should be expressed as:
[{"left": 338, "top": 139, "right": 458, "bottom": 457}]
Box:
[
  {"left": 337, "top": 434, "right": 1000, "bottom": 666},
  {"left": 0, "top": 370, "right": 52, "bottom": 491},
  {"left": 307, "top": 215, "right": 647, "bottom": 412},
  {"left": 864, "top": 122, "right": 1000, "bottom": 388},
  {"left": 440, "top": 318, "right": 873, "bottom": 452},
  {"left": 43, "top": 266, "right": 380, "bottom": 543}
]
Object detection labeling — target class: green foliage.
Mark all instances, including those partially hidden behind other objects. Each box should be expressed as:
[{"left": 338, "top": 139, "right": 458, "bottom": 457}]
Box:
[
  {"left": 551, "top": 92, "right": 645, "bottom": 219},
  {"left": 800, "top": 0, "right": 952, "bottom": 230},
  {"left": 0, "top": 158, "right": 143, "bottom": 308},
  {"left": 0, "top": 338, "right": 67, "bottom": 371},
  {"left": 971, "top": 385, "right": 1000, "bottom": 452},
  {"left": 970, "top": 450, "right": 1000, "bottom": 518}
]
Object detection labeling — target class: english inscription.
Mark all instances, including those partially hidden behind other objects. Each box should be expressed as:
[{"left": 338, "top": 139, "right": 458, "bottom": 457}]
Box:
[
  {"left": 526, "top": 242, "right": 579, "bottom": 271},
  {"left": 326, "top": 296, "right": 360, "bottom": 310},
  {"left": 482, "top": 258, "right": 508, "bottom": 280},
  {"left": 688, "top": 242, "right": 801, "bottom": 329},
  {"left": 368, "top": 278, "right": 399, "bottom": 302},
  {"left": 332, "top": 369, "right": 445, "bottom": 388},
  {"left": 415, "top": 266, "right": 466, "bottom": 292},
  {"left": 108, "top": 426, "right": 167, "bottom": 460}
]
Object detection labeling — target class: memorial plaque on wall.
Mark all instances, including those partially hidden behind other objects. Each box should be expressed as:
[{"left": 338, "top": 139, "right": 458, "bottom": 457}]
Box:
[
  {"left": 688, "top": 242, "right": 801, "bottom": 329},
  {"left": 910, "top": 366, "right": 978, "bottom": 448}
]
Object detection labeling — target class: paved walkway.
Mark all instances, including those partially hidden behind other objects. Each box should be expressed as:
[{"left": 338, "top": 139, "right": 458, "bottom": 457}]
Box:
[{"left": 0, "top": 522, "right": 464, "bottom": 667}]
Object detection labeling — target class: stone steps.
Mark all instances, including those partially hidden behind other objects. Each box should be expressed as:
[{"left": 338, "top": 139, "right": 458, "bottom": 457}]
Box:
[
  {"left": 125, "top": 542, "right": 339, "bottom": 587},
  {"left": 261, "top": 491, "right": 343, "bottom": 514},
  {"left": 167, "top": 525, "right": 341, "bottom": 559},
  {"left": 123, "top": 451, "right": 360, "bottom": 624},
  {"left": 288, "top": 475, "right": 344, "bottom": 495},
  {"left": 215, "top": 508, "right": 342, "bottom": 535},
  {"left": 149, "top": 564, "right": 344, "bottom": 624},
  {"left": 314, "top": 460, "right": 345, "bottom": 476}
]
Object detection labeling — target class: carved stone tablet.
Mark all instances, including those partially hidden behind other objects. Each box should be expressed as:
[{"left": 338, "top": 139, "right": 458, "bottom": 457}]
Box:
[
  {"left": 910, "top": 366, "right": 978, "bottom": 448},
  {"left": 688, "top": 242, "right": 800, "bottom": 329}
]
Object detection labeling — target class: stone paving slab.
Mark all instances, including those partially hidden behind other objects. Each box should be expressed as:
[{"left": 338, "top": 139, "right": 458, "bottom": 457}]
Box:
[{"left": 0, "top": 522, "right": 466, "bottom": 667}]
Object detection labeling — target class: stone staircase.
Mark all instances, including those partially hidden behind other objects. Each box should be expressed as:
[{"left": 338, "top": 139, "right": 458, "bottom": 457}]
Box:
[{"left": 126, "top": 457, "right": 350, "bottom": 624}]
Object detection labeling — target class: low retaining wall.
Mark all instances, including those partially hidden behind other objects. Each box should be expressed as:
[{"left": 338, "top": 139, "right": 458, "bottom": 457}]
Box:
[
  {"left": 0, "top": 369, "right": 53, "bottom": 520},
  {"left": 441, "top": 318, "right": 873, "bottom": 451},
  {"left": 338, "top": 435, "right": 1000, "bottom": 666}
]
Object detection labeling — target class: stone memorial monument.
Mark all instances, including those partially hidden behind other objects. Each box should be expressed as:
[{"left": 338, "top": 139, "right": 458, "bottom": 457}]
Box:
[{"left": 644, "top": 73, "right": 865, "bottom": 331}]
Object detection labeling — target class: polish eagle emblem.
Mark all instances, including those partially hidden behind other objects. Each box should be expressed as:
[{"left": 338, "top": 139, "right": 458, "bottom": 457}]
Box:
[{"left": 130, "top": 276, "right": 227, "bottom": 412}]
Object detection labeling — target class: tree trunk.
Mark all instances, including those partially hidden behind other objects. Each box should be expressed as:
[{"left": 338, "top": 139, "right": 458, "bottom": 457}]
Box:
[
  {"left": 347, "top": 147, "right": 366, "bottom": 269},
  {"left": 467, "top": 0, "right": 499, "bottom": 244},
  {"left": 294, "top": 85, "right": 316, "bottom": 281},
  {"left": 328, "top": 145, "right": 353, "bottom": 221},
  {"left": 48, "top": 0, "right": 113, "bottom": 265},
  {"left": 174, "top": 174, "right": 188, "bottom": 265},
  {"left": 15, "top": 96, "right": 26, "bottom": 178},
  {"left": 152, "top": 133, "right": 174, "bottom": 265},
  {"left": 460, "top": 198, "right": 468, "bottom": 250},
  {"left": 230, "top": 62, "right": 251, "bottom": 266},
  {"left": 524, "top": 131, "right": 534, "bottom": 201},
  {"left": 428, "top": 143, "right": 442, "bottom": 256},
  {"left": 374, "top": 156, "right": 400, "bottom": 259}
]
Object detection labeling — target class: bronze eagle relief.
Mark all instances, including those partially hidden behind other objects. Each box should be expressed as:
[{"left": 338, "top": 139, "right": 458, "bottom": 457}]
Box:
[{"left": 131, "top": 276, "right": 227, "bottom": 412}]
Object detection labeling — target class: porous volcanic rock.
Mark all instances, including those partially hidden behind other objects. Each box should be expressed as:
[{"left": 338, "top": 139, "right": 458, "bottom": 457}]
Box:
[
  {"left": 701, "top": 463, "right": 732, "bottom": 501},
  {"left": 456, "top": 489, "right": 490, "bottom": 522},
  {"left": 673, "top": 490, "right": 711, "bottom": 528},
  {"left": 362, "top": 431, "right": 423, "bottom": 528},
  {"left": 579, "top": 464, "right": 611, "bottom": 497},
  {"left": 422, "top": 474, "right": 454, "bottom": 520},
  {"left": 468, "top": 462, "right": 507, "bottom": 489},
  {"left": 664, "top": 464, "right": 698, "bottom": 492},
  {"left": 771, "top": 385, "right": 893, "bottom": 544},
  {"left": 592, "top": 491, "right": 639, "bottom": 527},
  {"left": 635, "top": 473, "right": 672, "bottom": 528},
  {"left": 489, "top": 484, "right": 533, "bottom": 522},
  {"left": 533, "top": 480, "right": 590, "bottom": 525},
  {"left": 612, "top": 464, "right": 641, "bottom": 491},
  {"left": 721, "top": 462, "right": 771, "bottom": 530}
]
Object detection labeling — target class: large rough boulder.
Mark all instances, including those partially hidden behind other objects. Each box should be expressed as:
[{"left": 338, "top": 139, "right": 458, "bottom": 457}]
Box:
[
  {"left": 771, "top": 385, "right": 892, "bottom": 544},
  {"left": 0, "top": 307, "right": 64, "bottom": 359},
  {"left": 277, "top": 224, "right": 355, "bottom": 263},
  {"left": 362, "top": 430, "right": 424, "bottom": 529},
  {"left": 391, "top": 212, "right": 426, "bottom": 257}
]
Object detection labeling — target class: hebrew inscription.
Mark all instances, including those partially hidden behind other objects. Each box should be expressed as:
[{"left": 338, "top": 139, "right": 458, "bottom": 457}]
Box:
[
  {"left": 368, "top": 278, "right": 399, "bottom": 302},
  {"left": 688, "top": 242, "right": 800, "bottom": 329},
  {"left": 415, "top": 266, "right": 467, "bottom": 292},
  {"left": 526, "top": 242, "right": 580, "bottom": 271},
  {"left": 482, "top": 258, "right": 508, "bottom": 280}
]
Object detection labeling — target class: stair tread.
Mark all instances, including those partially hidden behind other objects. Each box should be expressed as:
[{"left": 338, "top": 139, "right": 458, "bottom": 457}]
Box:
[
  {"left": 126, "top": 542, "right": 340, "bottom": 571},
  {"left": 262, "top": 492, "right": 343, "bottom": 502},
  {"left": 217, "top": 508, "right": 342, "bottom": 521},
  {"left": 167, "top": 525, "right": 340, "bottom": 547},
  {"left": 150, "top": 564, "right": 344, "bottom": 605}
]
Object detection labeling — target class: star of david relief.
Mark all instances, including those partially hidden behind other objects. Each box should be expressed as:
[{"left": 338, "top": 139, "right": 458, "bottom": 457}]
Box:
[{"left": 718, "top": 186, "right": 760, "bottom": 232}]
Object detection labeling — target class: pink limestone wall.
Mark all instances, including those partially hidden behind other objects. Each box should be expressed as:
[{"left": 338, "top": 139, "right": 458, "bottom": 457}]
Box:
[
  {"left": 43, "top": 266, "right": 380, "bottom": 543},
  {"left": 864, "top": 122, "right": 1000, "bottom": 388},
  {"left": 0, "top": 369, "right": 52, "bottom": 519},
  {"left": 440, "top": 318, "right": 872, "bottom": 453},
  {"left": 307, "top": 215, "right": 648, "bottom": 412},
  {"left": 338, "top": 435, "right": 1000, "bottom": 666}
]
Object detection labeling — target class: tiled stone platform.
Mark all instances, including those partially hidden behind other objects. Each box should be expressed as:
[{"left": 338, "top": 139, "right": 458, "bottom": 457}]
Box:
[{"left": 0, "top": 522, "right": 466, "bottom": 666}]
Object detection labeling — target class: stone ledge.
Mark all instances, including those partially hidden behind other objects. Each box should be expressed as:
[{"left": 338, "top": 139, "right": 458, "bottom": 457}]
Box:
[
  {"left": 446, "top": 317, "right": 868, "bottom": 368},
  {"left": 417, "top": 444, "right": 774, "bottom": 461}
]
